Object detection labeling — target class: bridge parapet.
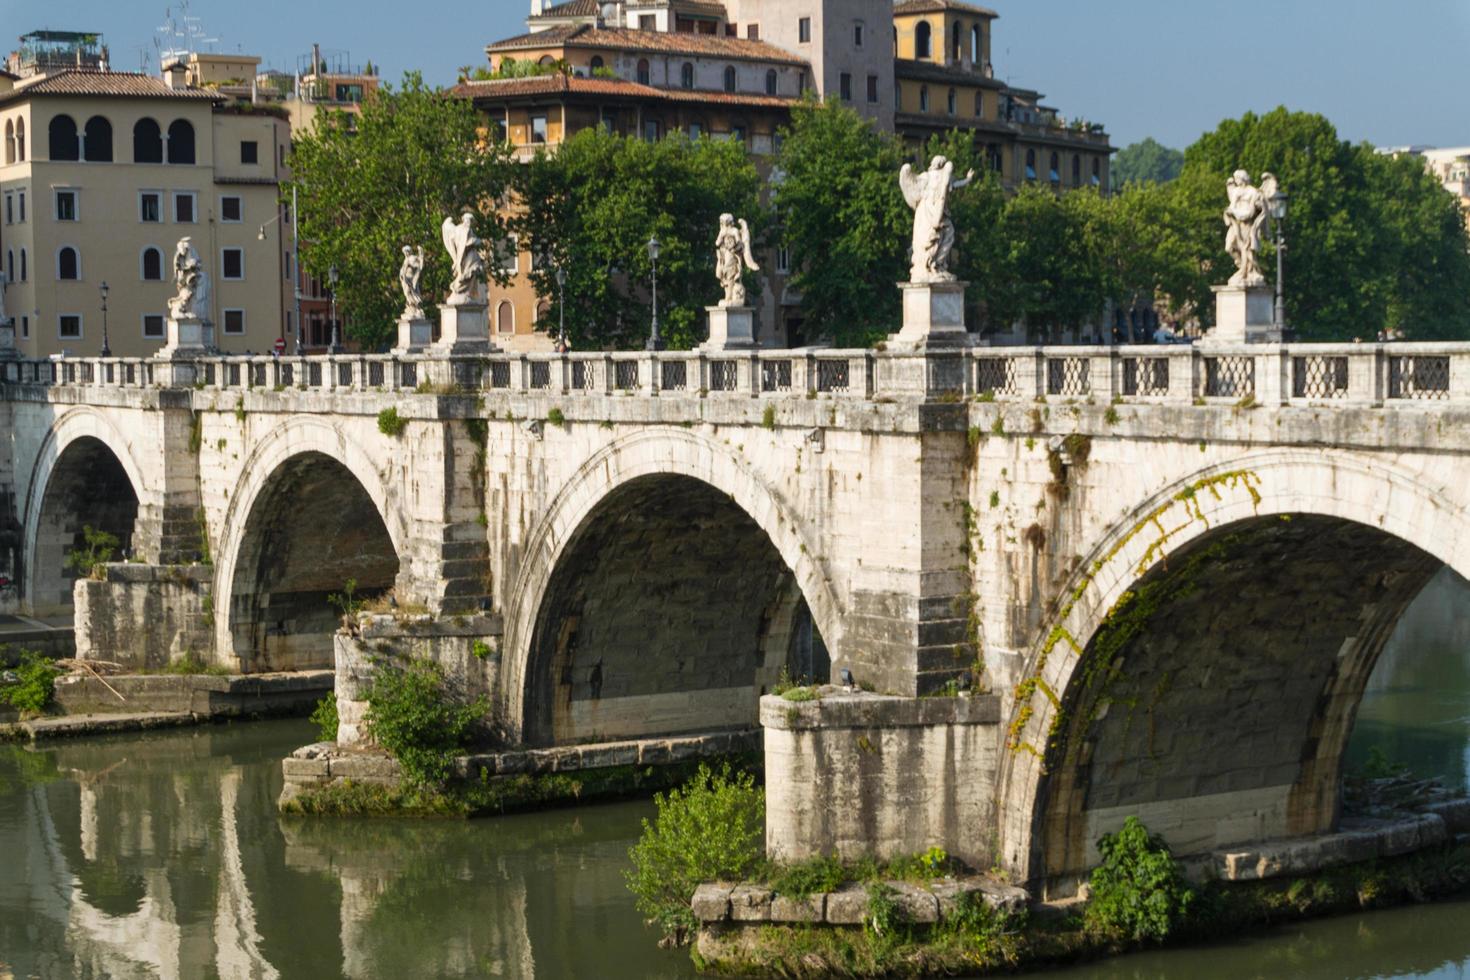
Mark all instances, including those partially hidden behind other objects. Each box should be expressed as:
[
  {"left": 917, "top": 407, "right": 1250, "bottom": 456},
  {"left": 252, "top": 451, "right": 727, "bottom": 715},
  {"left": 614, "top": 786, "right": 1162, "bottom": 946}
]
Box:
[{"left": 3, "top": 342, "right": 1467, "bottom": 407}]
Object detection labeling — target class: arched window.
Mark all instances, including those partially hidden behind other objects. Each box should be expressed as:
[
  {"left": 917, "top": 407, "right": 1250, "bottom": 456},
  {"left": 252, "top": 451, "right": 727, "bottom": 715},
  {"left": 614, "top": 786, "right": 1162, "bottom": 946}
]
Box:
[
  {"left": 15, "top": 118, "right": 24, "bottom": 161},
  {"left": 48, "top": 115, "right": 79, "bottom": 161},
  {"left": 636, "top": 59, "right": 650, "bottom": 85},
  {"left": 681, "top": 62, "right": 695, "bottom": 89},
  {"left": 19, "top": 248, "right": 26, "bottom": 281},
  {"left": 58, "top": 246, "right": 79, "bottom": 280},
  {"left": 83, "top": 116, "right": 113, "bottom": 162},
  {"left": 141, "top": 247, "right": 163, "bottom": 281},
  {"left": 167, "top": 119, "right": 195, "bottom": 164},
  {"left": 971, "top": 24, "right": 983, "bottom": 64},
  {"left": 951, "top": 22, "right": 962, "bottom": 62},
  {"left": 1071, "top": 155, "right": 1081, "bottom": 186},
  {"left": 1049, "top": 152, "right": 1060, "bottom": 184},
  {"left": 538, "top": 55, "right": 555, "bottom": 66},
  {"left": 765, "top": 69, "right": 778, "bottom": 95},
  {"left": 1025, "top": 149, "right": 1036, "bottom": 181},
  {"left": 590, "top": 55, "right": 604, "bottom": 71},
  {"left": 5, "top": 250, "right": 12, "bottom": 283},
  {"left": 1092, "top": 158, "right": 1101, "bottom": 187},
  {"left": 4, "top": 120, "right": 13, "bottom": 165},
  {"left": 724, "top": 66, "right": 737, "bottom": 93},
  {"left": 919, "top": 85, "right": 929, "bottom": 112},
  {"left": 496, "top": 300, "right": 515, "bottom": 334},
  {"left": 133, "top": 118, "right": 163, "bottom": 163},
  {"left": 915, "top": 21, "right": 932, "bottom": 59},
  {"left": 974, "top": 91, "right": 984, "bottom": 117},
  {"left": 946, "top": 88, "right": 956, "bottom": 115}
]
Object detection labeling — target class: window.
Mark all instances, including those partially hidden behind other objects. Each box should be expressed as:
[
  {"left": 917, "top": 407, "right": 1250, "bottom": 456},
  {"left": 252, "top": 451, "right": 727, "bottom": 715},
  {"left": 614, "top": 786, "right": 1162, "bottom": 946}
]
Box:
[
  {"left": 952, "top": 22, "right": 962, "bottom": 62},
  {"left": 688, "top": 122, "right": 702, "bottom": 138},
  {"left": 221, "top": 195, "right": 242, "bottom": 222},
  {"left": 974, "top": 91, "right": 984, "bottom": 117},
  {"left": 919, "top": 86, "right": 929, "bottom": 112},
  {"left": 798, "top": 17, "right": 811, "bottom": 43},
  {"left": 82, "top": 116, "right": 113, "bottom": 162},
  {"left": 223, "top": 309, "right": 245, "bottom": 335},
  {"left": 3, "top": 120, "right": 12, "bottom": 165},
  {"left": 4, "top": 192, "right": 10, "bottom": 224},
  {"left": 643, "top": 119, "right": 660, "bottom": 142},
  {"left": 49, "top": 114, "right": 80, "bottom": 160},
  {"left": 765, "top": 69, "right": 778, "bottom": 95},
  {"left": 1092, "top": 158, "right": 1102, "bottom": 187},
  {"left": 55, "top": 189, "right": 78, "bottom": 221},
  {"left": 496, "top": 300, "right": 514, "bottom": 334},
  {"left": 240, "top": 140, "right": 258, "bottom": 165},
  {"left": 19, "top": 248, "right": 26, "bottom": 281},
  {"left": 971, "top": 24, "right": 983, "bottom": 64},
  {"left": 58, "top": 246, "right": 80, "bottom": 280},
  {"left": 840, "top": 73, "right": 852, "bottom": 101},
  {"left": 776, "top": 244, "right": 790, "bottom": 273},
  {"left": 167, "top": 119, "right": 195, "bottom": 164},
  {"left": 947, "top": 88, "right": 956, "bottom": 115},
  {"left": 21, "top": 315, "right": 28, "bottom": 338},
  {"left": 222, "top": 247, "right": 244, "bottom": 280},
  {"left": 798, "top": 71, "right": 808, "bottom": 93},
  {"left": 1025, "top": 149, "right": 1037, "bottom": 181},
  {"left": 284, "top": 250, "right": 293, "bottom": 279},
  {"left": 1049, "top": 152, "right": 1060, "bottom": 184},
  {"left": 867, "top": 74, "right": 879, "bottom": 104},
  {"left": 854, "top": 21, "right": 865, "bottom": 47},
  {"left": 637, "top": 59, "right": 651, "bottom": 85},
  {"left": 140, "top": 191, "right": 162, "bottom": 222},
  {"left": 17, "top": 191, "right": 24, "bottom": 221},
  {"left": 174, "top": 192, "right": 196, "bottom": 223},
  {"left": 14, "top": 119, "right": 23, "bottom": 161},
  {"left": 4, "top": 250, "right": 10, "bottom": 283},
  {"left": 915, "top": 21, "right": 932, "bottom": 59},
  {"left": 639, "top": 14, "right": 655, "bottom": 30},
  {"left": 590, "top": 55, "right": 604, "bottom": 71},
  {"left": 681, "top": 62, "right": 695, "bottom": 89},
  {"left": 747, "top": 24, "right": 759, "bottom": 40},
  {"left": 133, "top": 118, "right": 164, "bottom": 163},
  {"left": 143, "top": 314, "right": 165, "bottom": 339},
  {"left": 530, "top": 114, "right": 548, "bottom": 144},
  {"left": 59, "top": 314, "right": 82, "bottom": 340},
  {"left": 732, "top": 124, "right": 747, "bottom": 145},
  {"left": 500, "top": 234, "right": 519, "bottom": 274},
  {"left": 1071, "top": 155, "right": 1081, "bottom": 186},
  {"left": 141, "top": 247, "right": 164, "bottom": 281},
  {"left": 724, "top": 66, "right": 737, "bottom": 93}
]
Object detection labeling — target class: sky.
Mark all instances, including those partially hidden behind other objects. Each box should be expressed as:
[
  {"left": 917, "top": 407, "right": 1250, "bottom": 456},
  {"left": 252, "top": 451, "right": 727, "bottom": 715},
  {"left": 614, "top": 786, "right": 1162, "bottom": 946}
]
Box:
[{"left": 7, "top": 0, "right": 1469, "bottom": 152}]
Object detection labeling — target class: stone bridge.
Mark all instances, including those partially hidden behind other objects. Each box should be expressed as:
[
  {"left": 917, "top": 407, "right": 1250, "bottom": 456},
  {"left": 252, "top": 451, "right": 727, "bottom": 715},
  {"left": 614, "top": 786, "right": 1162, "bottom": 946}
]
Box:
[{"left": 2, "top": 341, "right": 1468, "bottom": 894}]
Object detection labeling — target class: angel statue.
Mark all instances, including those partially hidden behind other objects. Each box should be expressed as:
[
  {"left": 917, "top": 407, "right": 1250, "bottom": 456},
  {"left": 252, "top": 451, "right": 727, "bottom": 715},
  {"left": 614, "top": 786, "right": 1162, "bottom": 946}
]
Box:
[
  {"left": 398, "top": 245, "right": 426, "bottom": 319},
  {"left": 714, "top": 214, "right": 760, "bottom": 307},
  {"left": 899, "top": 155, "right": 974, "bottom": 283},
  {"left": 440, "top": 211, "right": 486, "bottom": 306},
  {"left": 1223, "top": 170, "right": 1278, "bottom": 287},
  {"left": 168, "top": 237, "right": 211, "bottom": 320}
]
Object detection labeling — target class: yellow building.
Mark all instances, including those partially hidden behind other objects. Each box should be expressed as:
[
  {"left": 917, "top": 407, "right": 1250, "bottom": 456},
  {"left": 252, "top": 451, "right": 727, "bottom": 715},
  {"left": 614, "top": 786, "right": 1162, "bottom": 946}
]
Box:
[{"left": 0, "top": 66, "right": 292, "bottom": 358}]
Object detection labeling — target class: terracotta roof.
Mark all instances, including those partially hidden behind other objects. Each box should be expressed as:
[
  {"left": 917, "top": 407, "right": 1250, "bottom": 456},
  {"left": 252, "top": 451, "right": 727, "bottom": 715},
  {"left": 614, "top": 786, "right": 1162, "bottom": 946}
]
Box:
[
  {"left": 453, "top": 73, "right": 798, "bottom": 109},
  {"left": 537, "top": 0, "right": 600, "bottom": 16},
  {"left": 0, "top": 69, "right": 222, "bottom": 104},
  {"left": 894, "top": 0, "right": 1000, "bottom": 17},
  {"left": 488, "top": 25, "right": 808, "bottom": 66},
  {"left": 895, "top": 58, "right": 1004, "bottom": 89}
]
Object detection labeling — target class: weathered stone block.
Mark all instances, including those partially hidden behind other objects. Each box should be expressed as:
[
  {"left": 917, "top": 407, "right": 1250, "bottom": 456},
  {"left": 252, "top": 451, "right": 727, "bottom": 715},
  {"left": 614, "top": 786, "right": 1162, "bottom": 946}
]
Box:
[
  {"left": 328, "top": 754, "right": 400, "bottom": 780},
  {"left": 823, "top": 886, "right": 869, "bottom": 925},
  {"left": 769, "top": 893, "right": 825, "bottom": 923},
  {"left": 728, "top": 885, "right": 773, "bottom": 922},
  {"left": 692, "top": 883, "right": 733, "bottom": 922},
  {"left": 888, "top": 883, "right": 939, "bottom": 923}
]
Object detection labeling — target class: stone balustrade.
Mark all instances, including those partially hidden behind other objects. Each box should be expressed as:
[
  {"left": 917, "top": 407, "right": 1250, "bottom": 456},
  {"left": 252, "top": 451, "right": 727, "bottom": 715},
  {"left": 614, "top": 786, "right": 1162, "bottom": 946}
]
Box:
[{"left": 3, "top": 342, "right": 1468, "bottom": 405}]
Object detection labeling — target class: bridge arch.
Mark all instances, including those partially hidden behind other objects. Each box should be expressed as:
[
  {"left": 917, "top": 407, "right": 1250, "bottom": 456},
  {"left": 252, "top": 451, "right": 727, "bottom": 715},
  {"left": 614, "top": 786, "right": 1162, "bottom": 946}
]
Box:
[
  {"left": 21, "top": 408, "right": 153, "bottom": 617},
  {"left": 213, "top": 417, "right": 407, "bottom": 672},
  {"left": 998, "top": 449, "right": 1470, "bottom": 892},
  {"left": 501, "top": 428, "right": 843, "bottom": 745}
]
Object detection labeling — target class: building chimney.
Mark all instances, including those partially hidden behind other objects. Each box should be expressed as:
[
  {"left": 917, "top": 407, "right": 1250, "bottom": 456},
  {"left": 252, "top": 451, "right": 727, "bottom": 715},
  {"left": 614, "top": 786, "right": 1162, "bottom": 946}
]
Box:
[
  {"left": 531, "top": 0, "right": 546, "bottom": 15},
  {"left": 163, "top": 61, "right": 188, "bottom": 89}
]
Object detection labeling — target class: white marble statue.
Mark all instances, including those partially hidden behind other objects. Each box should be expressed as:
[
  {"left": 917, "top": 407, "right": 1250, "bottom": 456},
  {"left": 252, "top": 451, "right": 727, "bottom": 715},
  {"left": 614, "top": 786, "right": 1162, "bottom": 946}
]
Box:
[
  {"left": 168, "top": 237, "right": 210, "bottom": 321},
  {"left": 399, "top": 245, "right": 426, "bottom": 319},
  {"left": 899, "top": 155, "right": 974, "bottom": 283},
  {"left": 1223, "top": 170, "right": 1279, "bottom": 288},
  {"left": 714, "top": 214, "right": 760, "bottom": 307},
  {"left": 440, "top": 211, "right": 486, "bottom": 306}
]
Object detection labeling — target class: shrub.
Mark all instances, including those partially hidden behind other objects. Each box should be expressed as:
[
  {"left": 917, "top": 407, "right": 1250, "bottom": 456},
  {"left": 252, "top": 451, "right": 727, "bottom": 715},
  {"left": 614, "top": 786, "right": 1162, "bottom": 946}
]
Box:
[
  {"left": 761, "top": 404, "right": 776, "bottom": 430},
  {"left": 1084, "top": 816, "right": 1195, "bottom": 943},
  {"left": 769, "top": 855, "right": 846, "bottom": 898},
  {"left": 377, "top": 406, "right": 407, "bottom": 437},
  {"left": 65, "top": 525, "right": 120, "bottom": 579},
  {"left": 0, "top": 651, "right": 61, "bottom": 715},
  {"left": 780, "top": 686, "right": 820, "bottom": 703},
  {"left": 625, "top": 763, "right": 765, "bottom": 941},
  {"left": 366, "top": 657, "right": 488, "bottom": 789},
  {"left": 311, "top": 691, "right": 339, "bottom": 742},
  {"left": 546, "top": 407, "right": 567, "bottom": 428}
]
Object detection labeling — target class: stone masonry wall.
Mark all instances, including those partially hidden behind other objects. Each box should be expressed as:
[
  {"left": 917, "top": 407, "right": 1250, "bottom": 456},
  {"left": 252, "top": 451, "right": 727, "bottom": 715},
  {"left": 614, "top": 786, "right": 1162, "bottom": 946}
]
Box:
[{"left": 73, "top": 563, "right": 213, "bottom": 670}]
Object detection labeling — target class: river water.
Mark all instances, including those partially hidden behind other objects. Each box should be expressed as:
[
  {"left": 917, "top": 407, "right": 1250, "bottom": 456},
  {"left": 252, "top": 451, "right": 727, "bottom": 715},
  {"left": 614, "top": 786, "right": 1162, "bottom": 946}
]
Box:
[{"left": 2, "top": 571, "right": 1468, "bottom": 979}]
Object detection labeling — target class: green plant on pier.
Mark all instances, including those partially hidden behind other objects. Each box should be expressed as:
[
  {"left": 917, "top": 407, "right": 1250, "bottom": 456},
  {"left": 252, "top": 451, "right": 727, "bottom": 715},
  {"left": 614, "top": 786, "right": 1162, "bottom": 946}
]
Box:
[
  {"left": 377, "top": 406, "right": 407, "bottom": 437},
  {"left": 1084, "top": 816, "right": 1195, "bottom": 943},
  {"left": 0, "top": 651, "right": 61, "bottom": 715},
  {"left": 64, "top": 525, "right": 120, "bottom": 580},
  {"left": 311, "top": 691, "right": 339, "bottom": 742},
  {"left": 366, "top": 656, "right": 488, "bottom": 789}
]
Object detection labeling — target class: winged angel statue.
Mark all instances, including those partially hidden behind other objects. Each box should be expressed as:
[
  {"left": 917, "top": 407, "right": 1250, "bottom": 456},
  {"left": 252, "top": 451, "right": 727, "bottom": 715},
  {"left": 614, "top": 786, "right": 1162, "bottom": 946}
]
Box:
[
  {"left": 714, "top": 214, "right": 760, "bottom": 307},
  {"left": 441, "top": 211, "right": 487, "bottom": 306},
  {"left": 899, "top": 155, "right": 974, "bottom": 283},
  {"left": 1223, "top": 170, "right": 1278, "bottom": 287}
]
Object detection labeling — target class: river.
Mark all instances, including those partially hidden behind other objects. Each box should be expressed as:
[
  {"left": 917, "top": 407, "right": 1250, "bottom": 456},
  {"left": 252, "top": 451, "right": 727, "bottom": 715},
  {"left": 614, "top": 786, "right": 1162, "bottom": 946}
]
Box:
[{"left": 1, "top": 570, "right": 1468, "bottom": 979}]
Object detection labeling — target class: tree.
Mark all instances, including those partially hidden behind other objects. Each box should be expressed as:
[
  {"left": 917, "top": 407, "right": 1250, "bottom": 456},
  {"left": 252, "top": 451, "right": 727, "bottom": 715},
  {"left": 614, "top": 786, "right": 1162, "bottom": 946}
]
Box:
[
  {"left": 773, "top": 97, "right": 910, "bottom": 347},
  {"left": 1113, "top": 137, "right": 1183, "bottom": 187},
  {"left": 289, "top": 72, "right": 511, "bottom": 348},
  {"left": 922, "top": 131, "right": 1008, "bottom": 335},
  {"left": 993, "top": 186, "right": 1113, "bottom": 341},
  {"left": 513, "top": 128, "right": 761, "bottom": 350}
]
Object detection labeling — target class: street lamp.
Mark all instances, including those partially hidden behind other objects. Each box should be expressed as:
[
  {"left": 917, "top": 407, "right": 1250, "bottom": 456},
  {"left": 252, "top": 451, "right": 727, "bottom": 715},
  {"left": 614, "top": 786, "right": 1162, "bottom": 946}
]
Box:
[
  {"left": 327, "top": 265, "right": 343, "bottom": 354},
  {"left": 554, "top": 263, "right": 568, "bottom": 353},
  {"left": 98, "top": 280, "right": 111, "bottom": 357},
  {"left": 1269, "top": 189, "right": 1288, "bottom": 337},
  {"left": 645, "top": 235, "right": 664, "bottom": 352}
]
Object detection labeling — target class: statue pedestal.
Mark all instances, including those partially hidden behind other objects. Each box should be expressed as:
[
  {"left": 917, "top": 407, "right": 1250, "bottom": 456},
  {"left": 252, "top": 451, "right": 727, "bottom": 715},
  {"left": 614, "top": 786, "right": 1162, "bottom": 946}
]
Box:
[
  {"left": 702, "top": 306, "right": 757, "bottom": 351},
  {"left": 1206, "top": 284, "right": 1280, "bottom": 346},
  {"left": 433, "top": 302, "right": 495, "bottom": 355},
  {"left": 887, "top": 280, "right": 971, "bottom": 350},
  {"left": 393, "top": 315, "right": 433, "bottom": 354},
  {"left": 156, "top": 316, "right": 214, "bottom": 359}
]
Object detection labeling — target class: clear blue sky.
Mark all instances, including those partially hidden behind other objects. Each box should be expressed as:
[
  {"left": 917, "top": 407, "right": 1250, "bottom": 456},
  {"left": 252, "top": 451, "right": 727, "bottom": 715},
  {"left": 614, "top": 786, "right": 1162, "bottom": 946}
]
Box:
[{"left": 10, "top": 0, "right": 1468, "bottom": 151}]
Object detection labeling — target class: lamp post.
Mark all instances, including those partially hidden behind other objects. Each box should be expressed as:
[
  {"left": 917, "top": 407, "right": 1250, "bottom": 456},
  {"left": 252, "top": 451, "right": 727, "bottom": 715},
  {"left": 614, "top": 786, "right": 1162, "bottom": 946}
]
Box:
[
  {"left": 555, "top": 263, "right": 568, "bottom": 353},
  {"left": 1269, "top": 189, "right": 1288, "bottom": 337},
  {"left": 327, "top": 265, "right": 342, "bottom": 354},
  {"left": 645, "top": 235, "right": 664, "bottom": 352},
  {"left": 98, "top": 280, "right": 111, "bottom": 357}
]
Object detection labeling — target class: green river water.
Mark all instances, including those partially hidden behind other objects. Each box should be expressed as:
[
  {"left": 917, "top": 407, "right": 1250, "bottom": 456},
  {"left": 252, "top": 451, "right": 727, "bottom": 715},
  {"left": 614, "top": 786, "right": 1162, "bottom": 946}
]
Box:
[{"left": 2, "top": 571, "right": 1469, "bottom": 979}]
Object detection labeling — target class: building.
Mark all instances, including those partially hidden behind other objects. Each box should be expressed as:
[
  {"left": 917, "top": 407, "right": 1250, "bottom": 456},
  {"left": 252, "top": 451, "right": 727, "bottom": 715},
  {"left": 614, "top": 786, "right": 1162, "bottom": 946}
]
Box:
[
  {"left": 469, "top": 0, "right": 1112, "bottom": 348},
  {"left": 0, "top": 32, "right": 293, "bottom": 358}
]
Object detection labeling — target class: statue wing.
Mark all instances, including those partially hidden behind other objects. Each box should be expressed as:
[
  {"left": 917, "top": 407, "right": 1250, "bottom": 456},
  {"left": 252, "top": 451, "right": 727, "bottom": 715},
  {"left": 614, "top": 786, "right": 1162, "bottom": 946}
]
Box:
[
  {"left": 739, "top": 219, "right": 760, "bottom": 273},
  {"left": 441, "top": 217, "right": 460, "bottom": 263},
  {"left": 899, "top": 163, "right": 923, "bottom": 209},
  {"left": 1260, "top": 172, "right": 1279, "bottom": 203}
]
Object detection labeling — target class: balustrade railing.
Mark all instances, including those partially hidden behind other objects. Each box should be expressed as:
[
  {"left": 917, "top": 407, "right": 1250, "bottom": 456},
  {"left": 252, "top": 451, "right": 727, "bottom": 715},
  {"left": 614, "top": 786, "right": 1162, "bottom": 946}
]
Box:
[{"left": 5, "top": 343, "right": 1469, "bottom": 408}]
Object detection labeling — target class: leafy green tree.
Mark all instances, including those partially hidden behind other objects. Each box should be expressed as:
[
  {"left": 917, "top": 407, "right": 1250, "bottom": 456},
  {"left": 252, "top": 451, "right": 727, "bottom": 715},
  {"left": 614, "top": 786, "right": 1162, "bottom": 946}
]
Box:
[
  {"left": 992, "top": 186, "right": 1113, "bottom": 341},
  {"left": 1113, "top": 137, "right": 1184, "bottom": 186},
  {"left": 513, "top": 128, "right": 762, "bottom": 350},
  {"left": 773, "top": 97, "right": 910, "bottom": 347},
  {"left": 289, "top": 72, "right": 512, "bottom": 348}
]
